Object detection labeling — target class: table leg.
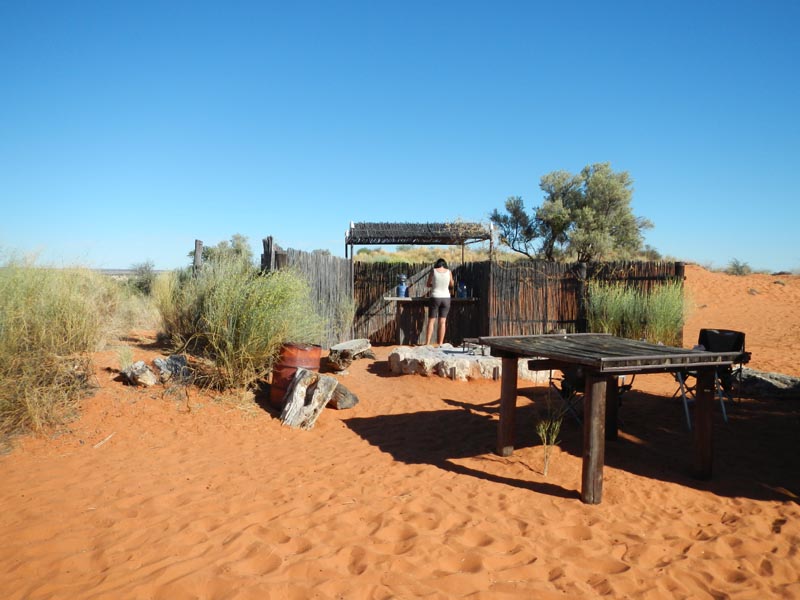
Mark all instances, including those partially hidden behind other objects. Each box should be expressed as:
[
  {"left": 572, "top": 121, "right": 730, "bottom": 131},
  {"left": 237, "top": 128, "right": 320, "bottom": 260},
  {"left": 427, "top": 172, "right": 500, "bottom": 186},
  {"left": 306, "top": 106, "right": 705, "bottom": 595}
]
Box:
[
  {"left": 693, "top": 368, "right": 715, "bottom": 479},
  {"left": 582, "top": 373, "right": 607, "bottom": 504},
  {"left": 497, "top": 356, "right": 518, "bottom": 457}
]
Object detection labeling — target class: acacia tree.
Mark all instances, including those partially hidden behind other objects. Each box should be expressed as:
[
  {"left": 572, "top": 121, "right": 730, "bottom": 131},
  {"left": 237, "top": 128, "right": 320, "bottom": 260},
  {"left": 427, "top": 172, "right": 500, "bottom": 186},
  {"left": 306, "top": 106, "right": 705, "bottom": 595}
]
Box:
[{"left": 490, "top": 162, "right": 652, "bottom": 262}]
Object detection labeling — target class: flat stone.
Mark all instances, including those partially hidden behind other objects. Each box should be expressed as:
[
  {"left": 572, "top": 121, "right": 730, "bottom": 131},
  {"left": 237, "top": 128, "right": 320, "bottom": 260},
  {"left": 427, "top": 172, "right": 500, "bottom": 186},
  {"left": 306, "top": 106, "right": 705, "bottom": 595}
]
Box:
[{"left": 388, "top": 344, "right": 549, "bottom": 383}]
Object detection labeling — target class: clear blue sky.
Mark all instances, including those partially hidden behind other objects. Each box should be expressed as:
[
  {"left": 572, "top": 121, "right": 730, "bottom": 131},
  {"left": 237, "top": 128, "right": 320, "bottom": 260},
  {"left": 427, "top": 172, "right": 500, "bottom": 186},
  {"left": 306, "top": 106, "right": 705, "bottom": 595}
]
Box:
[{"left": 2, "top": 1, "right": 798, "bottom": 272}]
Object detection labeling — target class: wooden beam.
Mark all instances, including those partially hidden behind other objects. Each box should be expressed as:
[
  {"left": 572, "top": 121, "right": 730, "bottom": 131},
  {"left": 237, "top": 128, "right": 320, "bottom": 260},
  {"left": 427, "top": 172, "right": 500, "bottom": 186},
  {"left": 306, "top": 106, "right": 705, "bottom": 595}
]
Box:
[
  {"left": 693, "top": 368, "right": 715, "bottom": 479},
  {"left": 496, "top": 356, "right": 518, "bottom": 457},
  {"left": 581, "top": 373, "right": 607, "bottom": 504}
]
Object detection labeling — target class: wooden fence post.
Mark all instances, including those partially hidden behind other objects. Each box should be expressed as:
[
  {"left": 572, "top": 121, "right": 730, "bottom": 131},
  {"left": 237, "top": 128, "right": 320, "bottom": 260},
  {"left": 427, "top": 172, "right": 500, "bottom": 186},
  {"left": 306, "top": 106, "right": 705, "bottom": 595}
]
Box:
[
  {"left": 576, "top": 262, "right": 588, "bottom": 333},
  {"left": 675, "top": 261, "right": 686, "bottom": 343},
  {"left": 193, "top": 240, "right": 203, "bottom": 272}
]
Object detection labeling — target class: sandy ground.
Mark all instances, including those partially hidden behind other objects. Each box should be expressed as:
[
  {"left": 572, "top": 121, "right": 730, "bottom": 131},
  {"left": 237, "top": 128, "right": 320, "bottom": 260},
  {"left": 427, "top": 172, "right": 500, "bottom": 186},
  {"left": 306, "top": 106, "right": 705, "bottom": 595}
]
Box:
[{"left": 1, "top": 264, "right": 799, "bottom": 599}]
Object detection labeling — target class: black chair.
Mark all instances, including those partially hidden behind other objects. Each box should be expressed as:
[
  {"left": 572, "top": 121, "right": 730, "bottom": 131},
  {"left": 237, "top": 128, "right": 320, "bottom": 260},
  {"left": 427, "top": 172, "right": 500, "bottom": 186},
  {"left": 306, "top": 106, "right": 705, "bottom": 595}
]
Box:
[
  {"left": 549, "top": 366, "right": 634, "bottom": 425},
  {"left": 549, "top": 366, "right": 585, "bottom": 423},
  {"left": 674, "top": 328, "right": 750, "bottom": 430}
]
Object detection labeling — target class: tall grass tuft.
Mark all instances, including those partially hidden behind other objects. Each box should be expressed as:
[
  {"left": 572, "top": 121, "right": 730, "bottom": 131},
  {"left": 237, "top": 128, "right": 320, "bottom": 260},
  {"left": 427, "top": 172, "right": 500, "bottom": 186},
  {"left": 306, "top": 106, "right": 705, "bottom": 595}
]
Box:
[
  {"left": 154, "top": 256, "right": 327, "bottom": 390},
  {"left": 586, "top": 280, "right": 684, "bottom": 346},
  {"left": 0, "top": 259, "right": 115, "bottom": 435}
]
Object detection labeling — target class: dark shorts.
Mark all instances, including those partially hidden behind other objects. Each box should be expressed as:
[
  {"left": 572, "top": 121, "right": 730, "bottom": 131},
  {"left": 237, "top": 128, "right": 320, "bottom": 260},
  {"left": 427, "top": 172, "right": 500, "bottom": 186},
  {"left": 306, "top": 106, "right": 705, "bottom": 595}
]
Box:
[{"left": 429, "top": 297, "right": 451, "bottom": 318}]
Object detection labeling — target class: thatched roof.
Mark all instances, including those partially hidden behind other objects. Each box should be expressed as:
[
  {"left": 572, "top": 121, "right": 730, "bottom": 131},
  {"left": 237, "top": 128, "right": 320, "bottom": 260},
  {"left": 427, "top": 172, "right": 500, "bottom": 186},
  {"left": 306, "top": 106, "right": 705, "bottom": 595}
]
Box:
[{"left": 345, "top": 221, "right": 492, "bottom": 246}]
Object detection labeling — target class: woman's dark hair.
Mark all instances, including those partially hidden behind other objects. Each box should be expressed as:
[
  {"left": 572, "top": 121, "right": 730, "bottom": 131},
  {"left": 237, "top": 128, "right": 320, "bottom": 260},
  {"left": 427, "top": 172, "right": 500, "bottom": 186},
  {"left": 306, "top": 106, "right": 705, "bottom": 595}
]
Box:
[{"left": 434, "top": 258, "right": 447, "bottom": 269}]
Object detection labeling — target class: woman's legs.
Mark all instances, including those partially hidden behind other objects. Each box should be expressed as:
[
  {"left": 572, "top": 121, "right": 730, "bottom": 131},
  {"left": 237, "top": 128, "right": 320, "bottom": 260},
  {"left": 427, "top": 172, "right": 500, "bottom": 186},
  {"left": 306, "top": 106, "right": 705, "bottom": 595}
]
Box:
[
  {"left": 425, "top": 317, "right": 436, "bottom": 345},
  {"left": 437, "top": 317, "right": 447, "bottom": 345},
  {"left": 426, "top": 298, "right": 450, "bottom": 346}
]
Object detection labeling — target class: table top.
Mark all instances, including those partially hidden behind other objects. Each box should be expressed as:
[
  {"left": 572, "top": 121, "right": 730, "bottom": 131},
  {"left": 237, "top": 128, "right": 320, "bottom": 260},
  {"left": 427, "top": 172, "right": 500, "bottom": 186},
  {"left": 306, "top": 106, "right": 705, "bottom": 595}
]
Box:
[{"left": 479, "top": 333, "right": 742, "bottom": 374}]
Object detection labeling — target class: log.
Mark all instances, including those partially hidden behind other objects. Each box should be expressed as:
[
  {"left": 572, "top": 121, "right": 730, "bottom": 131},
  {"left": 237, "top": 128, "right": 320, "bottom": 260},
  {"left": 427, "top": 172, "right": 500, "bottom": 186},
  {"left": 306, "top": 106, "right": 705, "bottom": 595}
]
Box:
[
  {"left": 280, "top": 368, "right": 339, "bottom": 429},
  {"left": 329, "top": 383, "right": 359, "bottom": 409},
  {"left": 326, "top": 338, "right": 372, "bottom": 371}
]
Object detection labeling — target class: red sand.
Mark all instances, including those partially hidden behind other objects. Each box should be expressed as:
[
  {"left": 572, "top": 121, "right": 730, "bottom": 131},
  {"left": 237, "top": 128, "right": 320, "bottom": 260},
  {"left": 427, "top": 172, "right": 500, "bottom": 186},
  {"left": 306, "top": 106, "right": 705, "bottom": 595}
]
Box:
[{"left": 1, "top": 264, "right": 799, "bottom": 599}]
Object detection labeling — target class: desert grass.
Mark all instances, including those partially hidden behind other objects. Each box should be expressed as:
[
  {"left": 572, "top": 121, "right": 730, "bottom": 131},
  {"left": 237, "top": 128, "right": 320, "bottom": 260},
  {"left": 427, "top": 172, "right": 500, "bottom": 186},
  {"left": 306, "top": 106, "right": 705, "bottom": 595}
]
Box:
[
  {"left": 586, "top": 280, "right": 684, "bottom": 346},
  {"left": 154, "top": 257, "right": 327, "bottom": 390},
  {"left": 0, "top": 259, "right": 118, "bottom": 435}
]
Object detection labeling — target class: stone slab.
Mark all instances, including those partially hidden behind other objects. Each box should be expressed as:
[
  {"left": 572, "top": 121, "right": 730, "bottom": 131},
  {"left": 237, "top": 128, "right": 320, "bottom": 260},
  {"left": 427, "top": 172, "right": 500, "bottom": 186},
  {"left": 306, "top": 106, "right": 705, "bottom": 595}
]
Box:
[{"left": 388, "top": 344, "right": 550, "bottom": 383}]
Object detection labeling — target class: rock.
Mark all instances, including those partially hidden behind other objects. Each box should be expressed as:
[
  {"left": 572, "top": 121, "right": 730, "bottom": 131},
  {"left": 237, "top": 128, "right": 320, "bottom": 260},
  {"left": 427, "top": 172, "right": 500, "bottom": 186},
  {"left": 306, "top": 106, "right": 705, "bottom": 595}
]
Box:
[
  {"left": 153, "top": 355, "right": 190, "bottom": 383},
  {"left": 121, "top": 361, "right": 158, "bottom": 387},
  {"left": 388, "top": 344, "right": 549, "bottom": 383},
  {"left": 325, "top": 339, "right": 373, "bottom": 371},
  {"left": 741, "top": 368, "right": 800, "bottom": 398},
  {"left": 329, "top": 382, "right": 359, "bottom": 409}
]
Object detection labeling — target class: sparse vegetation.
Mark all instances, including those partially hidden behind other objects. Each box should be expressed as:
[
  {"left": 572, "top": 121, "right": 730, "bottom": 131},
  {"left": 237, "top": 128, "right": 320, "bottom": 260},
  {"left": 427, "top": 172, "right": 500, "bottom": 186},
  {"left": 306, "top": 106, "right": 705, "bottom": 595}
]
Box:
[
  {"left": 725, "top": 258, "right": 752, "bottom": 276},
  {"left": 354, "top": 244, "right": 503, "bottom": 264},
  {"left": 586, "top": 280, "right": 685, "bottom": 346},
  {"left": 0, "top": 258, "right": 119, "bottom": 436},
  {"left": 535, "top": 403, "right": 563, "bottom": 476},
  {"left": 154, "top": 255, "right": 326, "bottom": 390},
  {"left": 128, "top": 260, "right": 157, "bottom": 295}
]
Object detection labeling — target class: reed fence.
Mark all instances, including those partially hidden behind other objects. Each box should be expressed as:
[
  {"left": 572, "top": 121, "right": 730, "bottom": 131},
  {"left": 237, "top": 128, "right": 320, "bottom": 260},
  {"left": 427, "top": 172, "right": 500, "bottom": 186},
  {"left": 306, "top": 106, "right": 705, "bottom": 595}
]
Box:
[
  {"left": 261, "top": 237, "right": 353, "bottom": 349},
  {"left": 259, "top": 236, "right": 685, "bottom": 346}
]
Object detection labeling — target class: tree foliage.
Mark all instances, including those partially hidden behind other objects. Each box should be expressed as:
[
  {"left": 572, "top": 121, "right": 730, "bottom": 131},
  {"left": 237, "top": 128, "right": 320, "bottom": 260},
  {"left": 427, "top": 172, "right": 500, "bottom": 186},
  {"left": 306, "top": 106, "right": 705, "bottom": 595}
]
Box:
[
  {"left": 490, "top": 162, "right": 653, "bottom": 262},
  {"left": 189, "top": 234, "right": 254, "bottom": 266}
]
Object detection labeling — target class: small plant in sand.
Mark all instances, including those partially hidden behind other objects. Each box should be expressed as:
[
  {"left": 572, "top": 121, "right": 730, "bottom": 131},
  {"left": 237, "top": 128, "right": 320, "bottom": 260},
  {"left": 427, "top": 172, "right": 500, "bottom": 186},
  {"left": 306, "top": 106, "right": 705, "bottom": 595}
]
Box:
[
  {"left": 116, "top": 346, "right": 134, "bottom": 371},
  {"left": 535, "top": 405, "right": 563, "bottom": 477}
]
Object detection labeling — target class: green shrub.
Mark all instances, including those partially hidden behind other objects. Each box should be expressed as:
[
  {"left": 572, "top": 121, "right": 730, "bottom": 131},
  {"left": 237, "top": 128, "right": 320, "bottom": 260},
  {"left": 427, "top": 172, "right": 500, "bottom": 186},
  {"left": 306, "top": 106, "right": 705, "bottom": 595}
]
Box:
[
  {"left": 0, "top": 259, "right": 115, "bottom": 435},
  {"left": 725, "top": 258, "right": 751, "bottom": 276},
  {"left": 155, "top": 257, "right": 327, "bottom": 390},
  {"left": 586, "top": 280, "right": 684, "bottom": 346},
  {"left": 128, "top": 260, "right": 157, "bottom": 295}
]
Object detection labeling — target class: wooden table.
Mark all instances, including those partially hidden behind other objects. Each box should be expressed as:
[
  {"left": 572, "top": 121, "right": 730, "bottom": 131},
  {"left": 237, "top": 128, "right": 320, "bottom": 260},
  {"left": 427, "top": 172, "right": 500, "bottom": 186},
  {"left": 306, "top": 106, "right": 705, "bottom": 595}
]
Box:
[{"left": 479, "top": 333, "right": 741, "bottom": 504}]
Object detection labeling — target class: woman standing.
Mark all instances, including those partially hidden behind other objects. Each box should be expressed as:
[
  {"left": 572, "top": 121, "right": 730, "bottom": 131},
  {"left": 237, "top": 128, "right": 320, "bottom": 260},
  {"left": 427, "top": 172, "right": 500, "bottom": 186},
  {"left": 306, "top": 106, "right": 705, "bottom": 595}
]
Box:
[{"left": 425, "top": 258, "right": 454, "bottom": 346}]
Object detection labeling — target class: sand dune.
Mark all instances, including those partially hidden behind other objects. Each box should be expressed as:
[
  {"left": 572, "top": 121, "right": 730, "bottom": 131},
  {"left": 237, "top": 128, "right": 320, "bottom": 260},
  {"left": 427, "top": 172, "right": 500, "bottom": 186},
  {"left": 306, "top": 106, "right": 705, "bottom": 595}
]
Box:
[{"left": 1, "top": 264, "right": 799, "bottom": 599}]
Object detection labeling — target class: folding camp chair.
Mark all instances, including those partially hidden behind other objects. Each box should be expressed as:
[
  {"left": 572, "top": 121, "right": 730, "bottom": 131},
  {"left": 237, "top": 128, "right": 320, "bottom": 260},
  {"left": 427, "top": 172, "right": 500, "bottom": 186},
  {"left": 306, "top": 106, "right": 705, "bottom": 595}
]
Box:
[
  {"left": 549, "top": 367, "right": 634, "bottom": 425},
  {"left": 549, "top": 366, "right": 585, "bottom": 424},
  {"left": 674, "top": 328, "right": 751, "bottom": 430}
]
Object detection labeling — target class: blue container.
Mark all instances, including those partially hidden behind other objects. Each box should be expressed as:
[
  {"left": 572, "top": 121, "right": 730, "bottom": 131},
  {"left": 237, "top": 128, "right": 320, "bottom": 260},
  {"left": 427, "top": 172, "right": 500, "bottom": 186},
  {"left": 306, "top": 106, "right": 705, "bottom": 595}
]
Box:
[{"left": 397, "top": 274, "right": 408, "bottom": 298}]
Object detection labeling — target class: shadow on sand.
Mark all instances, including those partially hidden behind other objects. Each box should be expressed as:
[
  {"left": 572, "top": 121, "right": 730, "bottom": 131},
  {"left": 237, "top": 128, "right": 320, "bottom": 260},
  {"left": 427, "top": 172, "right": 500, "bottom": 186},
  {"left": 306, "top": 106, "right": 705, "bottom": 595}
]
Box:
[{"left": 343, "top": 375, "right": 800, "bottom": 504}]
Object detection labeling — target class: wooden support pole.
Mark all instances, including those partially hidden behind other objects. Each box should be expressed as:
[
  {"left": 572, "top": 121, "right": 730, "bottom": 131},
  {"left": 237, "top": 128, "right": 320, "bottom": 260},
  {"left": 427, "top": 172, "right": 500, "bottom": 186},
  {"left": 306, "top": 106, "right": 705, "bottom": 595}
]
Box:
[
  {"left": 581, "top": 373, "right": 607, "bottom": 504},
  {"left": 496, "top": 356, "right": 518, "bottom": 457},
  {"left": 693, "top": 368, "right": 715, "bottom": 479}
]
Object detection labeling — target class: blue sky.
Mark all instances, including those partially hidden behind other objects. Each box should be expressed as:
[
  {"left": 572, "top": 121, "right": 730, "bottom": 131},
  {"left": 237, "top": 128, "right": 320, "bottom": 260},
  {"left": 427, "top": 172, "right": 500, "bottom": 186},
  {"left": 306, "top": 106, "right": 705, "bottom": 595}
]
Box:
[{"left": 1, "top": 1, "right": 798, "bottom": 271}]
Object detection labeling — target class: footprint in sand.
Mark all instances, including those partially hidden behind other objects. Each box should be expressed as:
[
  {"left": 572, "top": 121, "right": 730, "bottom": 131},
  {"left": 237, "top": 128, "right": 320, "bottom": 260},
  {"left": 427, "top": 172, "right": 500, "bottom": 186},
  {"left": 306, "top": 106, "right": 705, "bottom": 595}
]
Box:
[
  {"left": 348, "top": 546, "right": 368, "bottom": 575},
  {"left": 759, "top": 558, "right": 774, "bottom": 576},
  {"left": 442, "top": 552, "right": 484, "bottom": 574}
]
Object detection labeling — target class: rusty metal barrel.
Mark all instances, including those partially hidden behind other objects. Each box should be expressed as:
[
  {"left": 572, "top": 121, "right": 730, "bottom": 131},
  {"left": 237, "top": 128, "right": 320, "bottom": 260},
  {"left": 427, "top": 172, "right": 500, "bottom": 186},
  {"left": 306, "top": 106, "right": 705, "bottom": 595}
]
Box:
[{"left": 269, "top": 343, "right": 322, "bottom": 408}]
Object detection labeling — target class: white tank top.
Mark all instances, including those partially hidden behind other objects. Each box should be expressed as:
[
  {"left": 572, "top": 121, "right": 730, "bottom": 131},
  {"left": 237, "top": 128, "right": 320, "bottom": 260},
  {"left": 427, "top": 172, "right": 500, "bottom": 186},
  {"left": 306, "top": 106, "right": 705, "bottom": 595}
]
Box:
[{"left": 431, "top": 269, "right": 451, "bottom": 298}]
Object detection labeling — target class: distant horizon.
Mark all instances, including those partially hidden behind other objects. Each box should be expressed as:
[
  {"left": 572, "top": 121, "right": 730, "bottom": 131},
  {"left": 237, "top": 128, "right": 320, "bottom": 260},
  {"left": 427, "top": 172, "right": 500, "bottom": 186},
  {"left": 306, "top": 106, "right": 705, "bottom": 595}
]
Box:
[{"left": 86, "top": 252, "right": 796, "bottom": 276}]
